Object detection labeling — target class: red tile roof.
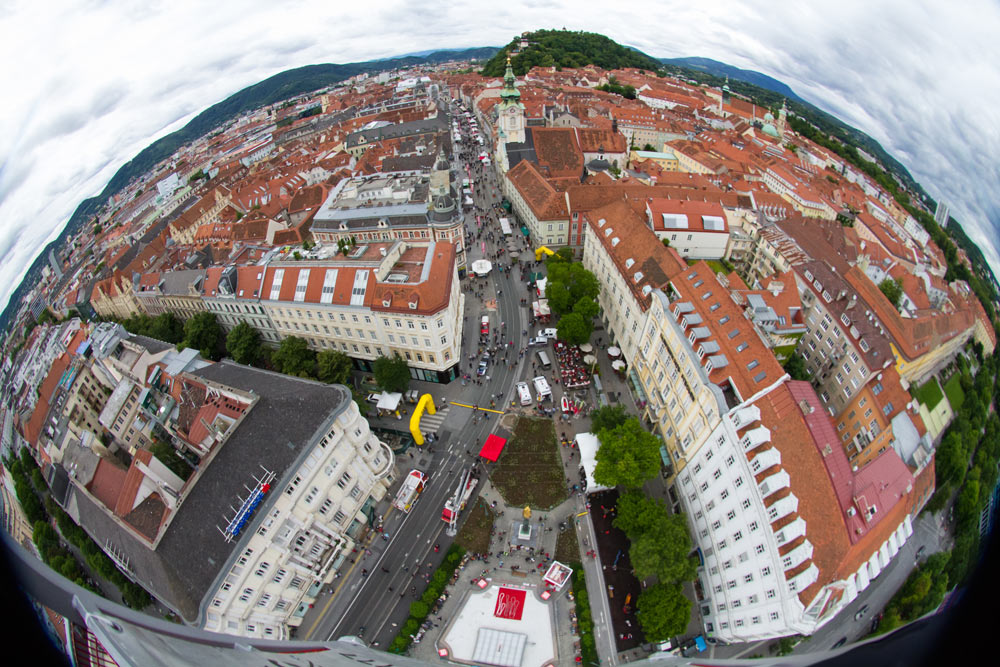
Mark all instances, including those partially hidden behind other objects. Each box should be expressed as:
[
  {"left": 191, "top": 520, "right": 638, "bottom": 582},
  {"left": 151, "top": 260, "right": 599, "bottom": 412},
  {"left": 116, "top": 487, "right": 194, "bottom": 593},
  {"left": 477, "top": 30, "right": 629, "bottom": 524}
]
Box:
[{"left": 86, "top": 458, "right": 128, "bottom": 512}]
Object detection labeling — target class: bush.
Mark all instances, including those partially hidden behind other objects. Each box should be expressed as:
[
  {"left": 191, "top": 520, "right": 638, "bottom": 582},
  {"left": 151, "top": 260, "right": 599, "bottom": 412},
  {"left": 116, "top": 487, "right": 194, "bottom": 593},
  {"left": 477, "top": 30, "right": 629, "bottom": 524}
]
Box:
[
  {"left": 387, "top": 544, "right": 465, "bottom": 654},
  {"left": 570, "top": 563, "right": 598, "bottom": 665}
]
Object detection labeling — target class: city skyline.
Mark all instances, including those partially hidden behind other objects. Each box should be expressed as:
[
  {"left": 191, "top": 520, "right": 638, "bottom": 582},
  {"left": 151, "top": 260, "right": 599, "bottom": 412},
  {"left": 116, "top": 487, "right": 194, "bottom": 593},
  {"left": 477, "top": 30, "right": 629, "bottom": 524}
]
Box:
[{"left": 2, "top": 1, "right": 999, "bottom": 316}]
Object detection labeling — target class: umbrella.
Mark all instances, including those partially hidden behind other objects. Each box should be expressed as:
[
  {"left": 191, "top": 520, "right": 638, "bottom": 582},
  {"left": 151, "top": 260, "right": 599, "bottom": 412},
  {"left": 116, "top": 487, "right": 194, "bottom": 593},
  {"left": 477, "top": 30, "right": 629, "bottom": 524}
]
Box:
[
  {"left": 607, "top": 346, "right": 621, "bottom": 357},
  {"left": 583, "top": 354, "right": 597, "bottom": 365},
  {"left": 471, "top": 259, "right": 493, "bottom": 276},
  {"left": 579, "top": 343, "right": 593, "bottom": 353},
  {"left": 612, "top": 360, "right": 626, "bottom": 371}
]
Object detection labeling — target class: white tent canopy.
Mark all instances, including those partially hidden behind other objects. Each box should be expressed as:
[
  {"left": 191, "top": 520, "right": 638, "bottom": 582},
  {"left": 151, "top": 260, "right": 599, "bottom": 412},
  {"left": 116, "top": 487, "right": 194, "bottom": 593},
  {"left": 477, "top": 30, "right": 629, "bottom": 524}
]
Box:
[
  {"left": 579, "top": 343, "right": 593, "bottom": 353},
  {"left": 575, "top": 432, "right": 609, "bottom": 492},
  {"left": 376, "top": 391, "right": 402, "bottom": 411},
  {"left": 471, "top": 259, "right": 493, "bottom": 276}
]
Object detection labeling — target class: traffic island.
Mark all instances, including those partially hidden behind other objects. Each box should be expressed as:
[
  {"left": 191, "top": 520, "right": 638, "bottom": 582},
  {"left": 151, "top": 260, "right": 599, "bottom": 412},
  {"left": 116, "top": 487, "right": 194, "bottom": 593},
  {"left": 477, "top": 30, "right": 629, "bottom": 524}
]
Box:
[{"left": 490, "top": 416, "right": 567, "bottom": 509}]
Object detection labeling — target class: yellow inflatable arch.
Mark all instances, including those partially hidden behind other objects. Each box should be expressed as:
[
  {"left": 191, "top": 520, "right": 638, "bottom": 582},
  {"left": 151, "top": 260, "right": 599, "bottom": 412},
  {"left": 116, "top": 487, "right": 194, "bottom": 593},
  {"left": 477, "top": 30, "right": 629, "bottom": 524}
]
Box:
[{"left": 409, "top": 393, "right": 437, "bottom": 446}]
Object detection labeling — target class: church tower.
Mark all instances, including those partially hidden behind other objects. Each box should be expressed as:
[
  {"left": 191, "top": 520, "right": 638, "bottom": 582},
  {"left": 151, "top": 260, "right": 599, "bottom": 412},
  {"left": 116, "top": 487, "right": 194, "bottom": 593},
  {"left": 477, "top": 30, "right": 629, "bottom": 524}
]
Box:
[
  {"left": 777, "top": 99, "right": 788, "bottom": 141},
  {"left": 497, "top": 56, "right": 525, "bottom": 145}
]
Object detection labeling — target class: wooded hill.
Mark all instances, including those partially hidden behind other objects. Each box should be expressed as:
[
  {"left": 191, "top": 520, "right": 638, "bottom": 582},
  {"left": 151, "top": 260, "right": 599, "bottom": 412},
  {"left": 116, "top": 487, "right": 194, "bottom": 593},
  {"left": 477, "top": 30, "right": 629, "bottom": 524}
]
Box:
[{"left": 480, "top": 29, "right": 661, "bottom": 77}]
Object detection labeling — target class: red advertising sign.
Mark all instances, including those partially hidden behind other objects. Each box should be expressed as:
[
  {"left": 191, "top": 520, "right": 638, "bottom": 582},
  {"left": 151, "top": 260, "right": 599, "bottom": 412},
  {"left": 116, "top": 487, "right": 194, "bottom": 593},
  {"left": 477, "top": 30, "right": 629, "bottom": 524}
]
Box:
[{"left": 494, "top": 587, "right": 526, "bottom": 620}]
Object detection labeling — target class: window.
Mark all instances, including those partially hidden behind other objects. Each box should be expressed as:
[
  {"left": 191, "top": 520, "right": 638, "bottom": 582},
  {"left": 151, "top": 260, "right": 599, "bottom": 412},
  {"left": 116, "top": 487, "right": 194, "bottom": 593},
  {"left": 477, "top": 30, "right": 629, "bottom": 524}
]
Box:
[
  {"left": 713, "top": 520, "right": 722, "bottom": 530},
  {"left": 726, "top": 455, "right": 734, "bottom": 467},
  {"left": 721, "top": 489, "right": 729, "bottom": 500},
  {"left": 770, "top": 611, "right": 780, "bottom": 621},
  {"left": 762, "top": 566, "right": 772, "bottom": 577},
  {"left": 273, "top": 569, "right": 287, "bottom": 584},
  {"left": 718, "top": 539, "right": 728, "bottom": 550},
  {"left": 733, "top": 531, "right": 743, "bottom": 542},
  {"left": 727, "top": 579, "right": 737, "bottom": 590},
  {"left": 732, "top": 599, "right": 741, "bottom": 608},
  {"left": 727, "top": 510, "right": 736, "bottom": 520},
  {"left": 254, "top": 562, "right": 270, "bottom": 577},
  {"left": 742, "top": 498, "right": 751, "bottom": 510},
  {"left": 713, "top": 469, "right": 722, "bottom": 480},
  {"left": 744, "top": 573, "right": 754, "bottom": 583},
  {"left": 700, "top": 482, "right": 709, "bottom": 492},
  {"left": 238, "top": 588, "right": 253, "bottom": 603},
  {"left": 734, "top": 476, "right": 744, "bottom": 488},
  {"left": 766, "top": 589, "right": 776, "bottom": 599}
]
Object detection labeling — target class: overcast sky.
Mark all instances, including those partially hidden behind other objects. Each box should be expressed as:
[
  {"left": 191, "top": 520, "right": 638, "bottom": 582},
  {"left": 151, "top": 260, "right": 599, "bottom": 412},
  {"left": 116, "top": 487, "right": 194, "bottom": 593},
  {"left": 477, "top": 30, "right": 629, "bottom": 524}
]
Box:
[{"left": 2, "top": 0, "right": 998, "bottom": 316}]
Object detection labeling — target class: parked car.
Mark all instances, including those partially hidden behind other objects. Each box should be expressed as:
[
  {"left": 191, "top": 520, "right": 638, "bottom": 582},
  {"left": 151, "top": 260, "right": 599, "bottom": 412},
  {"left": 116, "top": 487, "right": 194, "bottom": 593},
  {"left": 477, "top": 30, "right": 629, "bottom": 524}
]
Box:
[
  {"left": 854, "top": 604, "right": 869, "bottom": 621},
  {"left": 528, "top": 336, "right": 548, "bottom": 347},
  {"left": 477, "top": 359, "right": 489, "bottom": 376},
  {"left": 832, "top": 637, "right": 848, "bottom": 649},
  {"left": 480, "top": 315, "right": 490, "bottom": 336},
  {"left": 538, "top": 327, "right": 558, "bottom": 340},
  {"left": 915, "top": 545, "right": 926, "bottom": 561},
  {"left": 365, "top": 393, "right": 380, "bottom": 404}
]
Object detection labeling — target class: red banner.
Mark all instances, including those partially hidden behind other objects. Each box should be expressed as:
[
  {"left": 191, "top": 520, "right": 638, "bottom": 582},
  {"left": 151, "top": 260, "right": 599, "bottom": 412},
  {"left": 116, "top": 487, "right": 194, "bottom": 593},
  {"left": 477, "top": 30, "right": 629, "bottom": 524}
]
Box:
[{"left": 494, "top": 587, "right": 526, "bottom": 620}]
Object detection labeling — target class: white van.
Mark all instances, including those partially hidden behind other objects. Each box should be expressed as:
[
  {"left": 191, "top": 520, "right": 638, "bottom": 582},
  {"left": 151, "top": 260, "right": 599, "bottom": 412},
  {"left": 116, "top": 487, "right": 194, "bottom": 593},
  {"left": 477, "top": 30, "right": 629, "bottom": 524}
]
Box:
[
  {"left": 516, "top": 382, "right": 532, "bottom": 406},
  {"left": 535, "top": 350, "right": 552, "bottom": 370},
  {"left": 533, "top": 376, "right": 552, "bottom": 401}
]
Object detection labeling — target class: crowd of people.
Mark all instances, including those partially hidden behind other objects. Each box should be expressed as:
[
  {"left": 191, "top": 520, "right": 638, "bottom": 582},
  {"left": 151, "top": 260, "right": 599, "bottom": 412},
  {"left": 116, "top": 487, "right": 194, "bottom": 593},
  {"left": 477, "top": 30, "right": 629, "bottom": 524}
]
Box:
[{"left": 553, "top": 340, "right": 593, "bottom": 389}]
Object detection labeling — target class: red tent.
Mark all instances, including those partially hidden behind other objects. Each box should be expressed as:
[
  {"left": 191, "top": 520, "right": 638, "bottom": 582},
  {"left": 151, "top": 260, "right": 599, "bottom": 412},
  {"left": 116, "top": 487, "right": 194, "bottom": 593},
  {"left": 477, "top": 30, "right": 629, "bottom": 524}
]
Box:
[{"left": 479, "top": 434, "right": 508, "bottom": 461}]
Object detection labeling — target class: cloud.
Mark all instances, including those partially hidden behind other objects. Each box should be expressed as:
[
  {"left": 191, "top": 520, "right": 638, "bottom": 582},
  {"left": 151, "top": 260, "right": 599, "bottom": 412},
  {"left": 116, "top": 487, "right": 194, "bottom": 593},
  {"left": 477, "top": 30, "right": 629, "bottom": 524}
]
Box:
[{"left": 1, "top": 0, "right": 998, "bottom": 317}]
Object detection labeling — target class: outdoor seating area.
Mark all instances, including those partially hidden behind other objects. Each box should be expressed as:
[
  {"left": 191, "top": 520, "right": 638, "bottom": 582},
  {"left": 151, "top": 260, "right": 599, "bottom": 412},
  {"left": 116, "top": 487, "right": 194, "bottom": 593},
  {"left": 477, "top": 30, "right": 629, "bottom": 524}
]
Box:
[{"left": 554, "top": 341, "right": 592, "bottom": 389}]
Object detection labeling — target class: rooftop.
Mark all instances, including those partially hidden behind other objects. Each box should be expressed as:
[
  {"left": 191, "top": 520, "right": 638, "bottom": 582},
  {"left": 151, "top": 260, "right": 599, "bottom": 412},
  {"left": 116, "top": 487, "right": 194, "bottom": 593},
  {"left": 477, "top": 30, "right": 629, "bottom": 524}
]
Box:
[{"left": 62, "top": 361, "right": 353, "bottom": 623}]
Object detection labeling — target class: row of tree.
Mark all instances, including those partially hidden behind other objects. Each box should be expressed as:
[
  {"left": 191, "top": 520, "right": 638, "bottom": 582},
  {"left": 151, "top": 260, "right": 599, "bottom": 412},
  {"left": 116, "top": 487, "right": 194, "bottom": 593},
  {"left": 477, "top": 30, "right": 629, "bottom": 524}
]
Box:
[
  {"left": 5, "top": 449, "right": 152, "bottom": 609},
  {"left": 589, "top": 404, "right": 698, "bottom": 640},
  {"left": 544, "top": 250, "right": 602, "bottom": 346},
  {"left": 110, "top": 311, "right": 417, "bottom": 401}
]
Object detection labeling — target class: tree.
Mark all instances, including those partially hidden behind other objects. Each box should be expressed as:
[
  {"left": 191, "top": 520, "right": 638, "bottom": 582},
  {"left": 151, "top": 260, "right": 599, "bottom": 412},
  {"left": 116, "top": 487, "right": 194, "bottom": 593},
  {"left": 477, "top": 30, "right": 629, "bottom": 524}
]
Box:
[
  {"left": 556, "top": 312, "right": 592, "bottom": 345},
  {"left": 148, "top": 313, "right": 184, "bottom": 344},
  {"left": 614, "top": 489, "right": 667, "bottom": 538},
  {"left": 554, "top": 247, "right": 575, "bottom": 262},
  {"left": 317, "top": 349, "right": 353, "bottom": 385},
  {"left": 226, "top": 322, "right": 262, "bottom": 365},
  {"left": 182, "top": 312, "right": 224, "bottom": 359},
  {"left": 629, "top": 513, "right": 698, "bottom": 584},
  {"left": 572, "top": 296, "right": 600, "bottom": 322},
  {"left": 636, "top": 583, "right": 690, "bottom": 641},
  {"left": 546, "top": 262, "right": 600, "bottom": 315},
  {"left": 150, "top": 439, "right": 193, "bottom": 481},
  {"left": 643, "top": 143, "right": 656, "bottom": 152},
  {"left": 782, "top": 352, "right": 809, "bottom": 381},
  {"left": 589, "top": 404, "right": 628, "bottom": 434},
  {"left": 593, "top": 417, "right": 661, "bottom": 489},
  {"left": 878, "top": 278, "right": 904, "bottom": 309},
  {"left": 272, "top": 336, "right": 316, "bottom": 377},
  {"left": 374, "top": 355, "right": 411, "bottom": 393}
]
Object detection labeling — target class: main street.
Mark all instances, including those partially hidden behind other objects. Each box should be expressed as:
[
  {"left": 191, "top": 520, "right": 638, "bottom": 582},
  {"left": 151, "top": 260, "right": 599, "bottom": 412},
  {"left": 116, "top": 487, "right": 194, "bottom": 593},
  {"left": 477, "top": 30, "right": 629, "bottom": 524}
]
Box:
[{"left": 302, "top": 99, "right": 535, "bottom": 648}]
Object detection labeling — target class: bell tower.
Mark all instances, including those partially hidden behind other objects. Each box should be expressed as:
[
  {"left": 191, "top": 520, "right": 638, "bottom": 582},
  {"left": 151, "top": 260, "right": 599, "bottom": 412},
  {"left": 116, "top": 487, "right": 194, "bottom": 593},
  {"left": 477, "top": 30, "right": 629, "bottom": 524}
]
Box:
[{"left": 498, "top": 55, "right": 525, "bottom": 145}]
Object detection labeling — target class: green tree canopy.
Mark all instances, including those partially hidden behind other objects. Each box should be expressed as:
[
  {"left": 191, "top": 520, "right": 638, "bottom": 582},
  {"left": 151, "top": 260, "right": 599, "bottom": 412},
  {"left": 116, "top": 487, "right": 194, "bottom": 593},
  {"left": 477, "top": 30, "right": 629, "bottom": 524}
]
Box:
[
  {"left": 572, "top": 296, "right": 600, "bottom": 322},
  {"left": 150, "top": 439, "right": 193, "bottom": 481},
  {"left": 374, "top": 355, "right": 411, "bottom": 393},
  {"left": 272, "top": 336, "right": 316, "bottom": 377},
  {"left": 317, "top": 349, "right": 353, "bottom": 385},
  {"left": 629, "top": 513, "right": 698, "bottom": 584},
  {"left": 589, "top": 404, "right": 629, "bottom": 434},
  {"left": 226, "top": 322, "right": 262, "bottom": 365},
  {"left": 148, "top": 313, "right": 184, "bottom": 343},
  {"left": 613, "top": 490, "right": 669, "bottom": 539},
  {"left": 593, "top": 417, "right": 661, "bottom": 489},
  {"left": 546, "top": 262, "right": 600, "bottom": 315},
  {"left": 556, "top": 311, "right": 593, "bottom": 345},
  {"left": 879, "top": 277, "right": 904, "bottom": 309},
  {"left": 782, "top": 352, "right": 809, "bottom": 381},
  {"left": 182, "top": 312, "right": 224, "bottom": 360},
  {"left": 636, "top": 583, "right": 691, "bottom": 641}
]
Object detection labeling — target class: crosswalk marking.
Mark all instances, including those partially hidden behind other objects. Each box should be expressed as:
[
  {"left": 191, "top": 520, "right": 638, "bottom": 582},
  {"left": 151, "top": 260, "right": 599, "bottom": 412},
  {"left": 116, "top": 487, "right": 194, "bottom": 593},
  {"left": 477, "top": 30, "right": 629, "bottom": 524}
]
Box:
[{"left": 416, "top": 407, "right": 449, "bottom": 432}]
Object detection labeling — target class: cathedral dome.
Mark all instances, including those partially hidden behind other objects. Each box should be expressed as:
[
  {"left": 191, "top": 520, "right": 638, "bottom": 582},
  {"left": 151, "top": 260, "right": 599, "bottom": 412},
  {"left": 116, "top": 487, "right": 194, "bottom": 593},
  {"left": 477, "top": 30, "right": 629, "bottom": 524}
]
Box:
[{"left": 762, "top": 123, "right": 780, "bottom": 138}]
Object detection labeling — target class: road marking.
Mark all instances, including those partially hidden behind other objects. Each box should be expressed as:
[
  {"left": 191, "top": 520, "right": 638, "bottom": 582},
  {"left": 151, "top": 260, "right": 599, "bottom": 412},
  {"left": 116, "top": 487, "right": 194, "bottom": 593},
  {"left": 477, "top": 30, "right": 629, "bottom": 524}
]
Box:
[
  {"left": 449, "top": 401, "right": 505, "bottom": 414},
  {"left": 576, "top": 511, "right": 589, "bottom": 517}
]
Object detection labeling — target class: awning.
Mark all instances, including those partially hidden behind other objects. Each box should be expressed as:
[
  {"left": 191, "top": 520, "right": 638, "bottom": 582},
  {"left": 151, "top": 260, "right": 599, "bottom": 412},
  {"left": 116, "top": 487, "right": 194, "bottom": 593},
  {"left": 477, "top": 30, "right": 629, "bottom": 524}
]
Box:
[
  {"left": 479, "top": 434, "right": 508, "bottom": 461},
  {"left": 376, "top": 391, "right": 402, "bottom": 411}
]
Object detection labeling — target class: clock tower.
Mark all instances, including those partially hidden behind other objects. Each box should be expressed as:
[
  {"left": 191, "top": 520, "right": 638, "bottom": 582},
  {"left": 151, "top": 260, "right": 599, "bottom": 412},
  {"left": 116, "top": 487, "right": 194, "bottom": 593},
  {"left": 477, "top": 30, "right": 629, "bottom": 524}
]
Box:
[{"left": 497, "top": 55, "right": 525, "bottom": 144}]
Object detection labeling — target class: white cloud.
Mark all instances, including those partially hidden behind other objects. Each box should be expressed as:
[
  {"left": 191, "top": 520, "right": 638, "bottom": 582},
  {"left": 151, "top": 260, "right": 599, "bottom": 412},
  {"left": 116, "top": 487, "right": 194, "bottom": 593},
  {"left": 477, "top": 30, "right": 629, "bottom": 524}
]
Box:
[{"left": 2, "top": 0, "right": 998, "bottom": 316}]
